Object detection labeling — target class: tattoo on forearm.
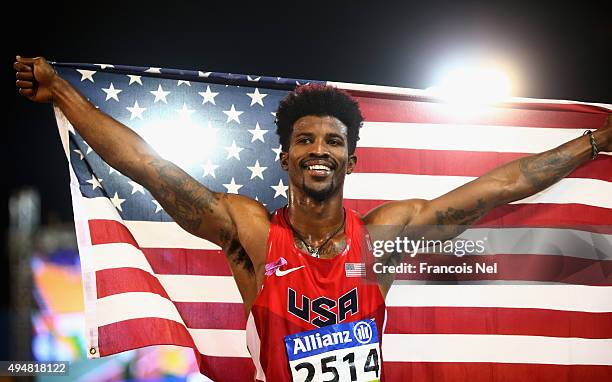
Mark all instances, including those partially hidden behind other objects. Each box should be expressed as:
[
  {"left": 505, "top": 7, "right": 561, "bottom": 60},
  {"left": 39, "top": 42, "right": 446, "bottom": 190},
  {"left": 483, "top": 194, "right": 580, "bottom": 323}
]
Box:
[
  {"left": 148, "top": 159, "right": 219, "bottom": 232},
  {"left": 435, "top": 198, "right": 487, "bottom": 232},
  {"left": 519, "top": 148, "right": 577, "bottom": 190}
]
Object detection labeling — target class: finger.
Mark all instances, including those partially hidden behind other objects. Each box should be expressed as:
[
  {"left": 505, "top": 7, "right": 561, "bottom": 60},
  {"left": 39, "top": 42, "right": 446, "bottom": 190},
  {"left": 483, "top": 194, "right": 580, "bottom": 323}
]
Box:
[
  {"left": 16, "top": 80, "right": 34, "bottom": 88},
  {"left": 18, "top": 88, "right": 34, "bottom": 96},
  {"left": 13, "top": 61, "right": 33, "bottom": 72},
  {"left": 16, "top": 71, "right": 34, "bottom": 81}
]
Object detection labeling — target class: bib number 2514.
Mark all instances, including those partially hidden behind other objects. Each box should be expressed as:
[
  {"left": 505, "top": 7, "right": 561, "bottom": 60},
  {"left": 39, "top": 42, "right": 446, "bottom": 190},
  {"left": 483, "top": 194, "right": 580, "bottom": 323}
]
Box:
[{"left": 285, "top": 319, "right": 381, "bottom": 382}]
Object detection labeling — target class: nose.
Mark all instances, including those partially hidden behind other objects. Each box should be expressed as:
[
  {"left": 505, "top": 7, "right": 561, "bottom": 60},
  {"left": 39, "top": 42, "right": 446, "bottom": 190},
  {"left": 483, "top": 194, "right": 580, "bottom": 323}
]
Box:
[{"left": 310, "top": 137, "right": 329, "bottom": 156}]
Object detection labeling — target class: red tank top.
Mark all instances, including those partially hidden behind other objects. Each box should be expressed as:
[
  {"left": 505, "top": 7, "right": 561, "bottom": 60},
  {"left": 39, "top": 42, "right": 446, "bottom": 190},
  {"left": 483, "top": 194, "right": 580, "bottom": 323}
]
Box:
[{"left": 247, "top": 207, "right": 387, "bottom": 381}]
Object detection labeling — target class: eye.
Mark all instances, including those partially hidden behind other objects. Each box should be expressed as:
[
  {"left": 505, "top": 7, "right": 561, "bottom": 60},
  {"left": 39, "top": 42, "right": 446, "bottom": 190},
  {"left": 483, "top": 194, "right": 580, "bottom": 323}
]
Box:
[
  {"left": 328, "top": 138, "right": 343, "bottom": 146},
  {"left": 297, "top": 137, "right": 312, "bottom": 144}
]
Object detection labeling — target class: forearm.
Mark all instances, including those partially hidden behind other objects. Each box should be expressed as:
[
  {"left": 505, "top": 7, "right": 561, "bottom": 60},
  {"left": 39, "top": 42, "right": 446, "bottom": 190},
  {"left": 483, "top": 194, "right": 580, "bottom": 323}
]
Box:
[
  {"left": 51, "top": 76, "right": 159, "bottom": 183},
  {"left": 491, "top": 129, "right": 608, "bottom": 204}
]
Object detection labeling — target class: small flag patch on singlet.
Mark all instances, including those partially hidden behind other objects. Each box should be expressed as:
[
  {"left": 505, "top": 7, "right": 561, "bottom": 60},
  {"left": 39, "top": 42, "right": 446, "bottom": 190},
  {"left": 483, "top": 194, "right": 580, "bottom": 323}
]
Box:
[{"left": 345, "top": 263, "right": 366, "bottom": 277}]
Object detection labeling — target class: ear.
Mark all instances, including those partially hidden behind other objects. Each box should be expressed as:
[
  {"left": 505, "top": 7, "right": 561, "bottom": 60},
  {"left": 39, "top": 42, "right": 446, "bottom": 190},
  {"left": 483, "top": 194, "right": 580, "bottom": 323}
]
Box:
[
  {"left": 346, "top": 155, "right": 357, "bottom": 174},
  {"left": 280, "top": 151, "right": 289, "bottom": 171}
]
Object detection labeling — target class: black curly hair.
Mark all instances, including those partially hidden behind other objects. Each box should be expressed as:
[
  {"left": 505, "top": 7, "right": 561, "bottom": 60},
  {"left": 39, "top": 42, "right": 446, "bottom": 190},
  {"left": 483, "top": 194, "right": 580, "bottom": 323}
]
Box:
[{"left": 275, "top": 84, "right": 364, "bottom": 155}]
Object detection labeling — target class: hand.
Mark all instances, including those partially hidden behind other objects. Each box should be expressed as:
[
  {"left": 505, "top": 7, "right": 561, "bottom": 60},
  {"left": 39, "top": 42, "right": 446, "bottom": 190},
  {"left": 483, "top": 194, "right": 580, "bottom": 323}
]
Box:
[{"left": 14, "top": 56, "right": 58, "bottom": 103}]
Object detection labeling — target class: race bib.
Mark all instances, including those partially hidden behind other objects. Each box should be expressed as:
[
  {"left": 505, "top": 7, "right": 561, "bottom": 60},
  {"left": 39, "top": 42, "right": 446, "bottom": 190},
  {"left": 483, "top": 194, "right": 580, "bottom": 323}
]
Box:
[{"left": 284, "top": 319, "right": 381, "bottom": 382}]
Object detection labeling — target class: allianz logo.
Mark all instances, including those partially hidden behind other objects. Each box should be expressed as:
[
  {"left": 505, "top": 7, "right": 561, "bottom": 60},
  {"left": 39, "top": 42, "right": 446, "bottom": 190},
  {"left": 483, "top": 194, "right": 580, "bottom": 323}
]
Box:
[{"left": 292, "top": 331, "right": 352, "bottom": 355}]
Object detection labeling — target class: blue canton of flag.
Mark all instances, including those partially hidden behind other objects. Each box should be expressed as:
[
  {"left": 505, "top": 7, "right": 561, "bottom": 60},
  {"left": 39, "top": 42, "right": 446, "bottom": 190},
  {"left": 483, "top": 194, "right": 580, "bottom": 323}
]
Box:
[{"left": 57, "top": 62, "right": 324, "bottom": 221}]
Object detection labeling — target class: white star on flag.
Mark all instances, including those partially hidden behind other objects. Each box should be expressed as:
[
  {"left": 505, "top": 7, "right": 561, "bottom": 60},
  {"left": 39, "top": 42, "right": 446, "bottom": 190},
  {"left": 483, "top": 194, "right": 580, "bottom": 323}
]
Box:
[
  {"left": 223, "top": 178, "right": 243, "bottom": 194},
  {"left": 127, "top": 101, "right": 146, "bottom": 120},
  {"left": 76, "top": 69, "right": 96, "bottom": 82},
  {"left": 202, "top": 160, "right": 219, "bottom": 178},
  {"left": 177, "top": 80, "right": 191, "bottom": 86},
  {"left": 247, "top": 160, "right": 267, "bottom": 180},
  {"left": 145, "top": 67, "right": 161, "bottom": 73},
  {"left": 198, "top": 85, "right": 219, "bottom": 105},
  {"left": 198, "top": 71, "right": 211, "bottom": 77},
  {"left": 247, "top": 88, "right": 268, "bottom": 106},
  {"left": 102, "top": 83, "right": 122, "bottom": 101},
  {"left": 225, "top": 141, "right": 244, "bottom": 160},
  {"left": 272, "top": 144, "right": 283, "bottom": 161},
  {"left": 248, "top": 122, "right": 268, "bottom": 143},
  {"left": 150, "top": 85, "right": 170, "bottom": 103},
  {"left": 152, "top": 200, "right": 163, "bottom": 213},
  {"left": 176, "top": 103, "right": 195, "bottom": 119},
  {"left": 83, "top": 142, "right": 93, "bottom": 155},
  {"left": 95, "top": 64, "right": 114, "bottom": 69},
  {"left": 127, "top": 75, "right": 143, "bottom": 85},
  {"left": 271, "top": 179, "right": 288, "bottom": 199},
  {"left": 127, "top": 181, "right": 145, "bottom": 195},
  {"left": 86, "top": 175, "right": 103, "bottom": 190},
  {"left": 247, "top": 75, "right": 261, "bottom": 82},
  {"left": 109, "top": 166, "right": 118, "bottom": 175},
  {"left": 110, "top": 192, "right": 126, "bottom": 211},
  {"left": 73, "top": 149, "right": 84, "bottom": 160},
  {"left": 223, "top": 104, "right": 243, "bottom": 124}
]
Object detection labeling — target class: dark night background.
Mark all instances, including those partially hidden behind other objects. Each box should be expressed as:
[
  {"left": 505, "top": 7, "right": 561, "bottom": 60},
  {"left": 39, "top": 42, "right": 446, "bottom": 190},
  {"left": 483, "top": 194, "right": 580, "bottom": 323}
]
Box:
[{"left": 4, "top": 0, "right": 612, "bottom": 359}]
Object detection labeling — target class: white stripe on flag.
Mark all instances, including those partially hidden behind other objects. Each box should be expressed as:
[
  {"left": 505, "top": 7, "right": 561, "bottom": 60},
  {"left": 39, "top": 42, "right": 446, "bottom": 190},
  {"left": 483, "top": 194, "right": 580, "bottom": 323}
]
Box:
[
  {"left": 157, "top": 275, "right": 243, "bottom": 303},
  {"left": 345, "top": 174, "right": 612, "bottom": 209},
  {"left": 386, "top": 285, "right": 612, "bottom": 312},
  {"left": 96, "top": 292, "right": 185, "bottom": 327},
  {"left": 189, "top": 329, "right": 250, "bottom": 357},
  {"left": 89, "top": 227, "right": 612, "bottom": 262},
  {"left": 382, "top": 334, "right": 612, "bottom": 365},
  {"left": 91, "top": 243, "right": 154, "bottom": 273},
  {"left": 359, "top": 122, "right": 608, "bottom": 154}
]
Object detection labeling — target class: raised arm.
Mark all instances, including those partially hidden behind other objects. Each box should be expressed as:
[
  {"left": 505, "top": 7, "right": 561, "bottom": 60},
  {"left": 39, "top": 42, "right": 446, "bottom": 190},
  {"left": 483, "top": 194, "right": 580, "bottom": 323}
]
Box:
[
  {"left": 366, "top": 116, "right": 611, "bottom": 239},
  {"left": 14, "top": 56, "right": 270, "bottom": 257}
]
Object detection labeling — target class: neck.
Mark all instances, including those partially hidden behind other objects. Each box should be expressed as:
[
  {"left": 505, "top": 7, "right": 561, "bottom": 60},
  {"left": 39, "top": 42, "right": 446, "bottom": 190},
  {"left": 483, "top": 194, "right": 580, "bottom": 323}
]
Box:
[{"left": 286, "top": 186, "right": 345, "bottom": 243}]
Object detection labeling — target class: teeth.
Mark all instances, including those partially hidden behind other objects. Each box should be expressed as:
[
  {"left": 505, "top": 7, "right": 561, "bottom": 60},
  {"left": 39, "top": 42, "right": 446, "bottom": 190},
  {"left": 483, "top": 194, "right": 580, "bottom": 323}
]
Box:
[{"left": 308, "top": 165, "right": 331, "bottom": 171}]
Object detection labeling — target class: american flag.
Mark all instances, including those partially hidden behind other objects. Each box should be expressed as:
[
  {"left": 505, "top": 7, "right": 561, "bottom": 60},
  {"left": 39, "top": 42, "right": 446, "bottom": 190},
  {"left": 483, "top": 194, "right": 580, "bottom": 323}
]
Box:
[
  {"left": 345, "top": 263, "right": 366, "bottom": 278},
  {"left": 51, "top": 62, "right": 612, "bottom": 381}
]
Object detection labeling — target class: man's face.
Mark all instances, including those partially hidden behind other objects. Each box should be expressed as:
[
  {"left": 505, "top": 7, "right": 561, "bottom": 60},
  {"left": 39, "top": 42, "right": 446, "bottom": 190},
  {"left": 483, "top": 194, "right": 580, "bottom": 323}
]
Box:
[{"left": 280, "top": 115, "right": 357, "bottom": 201}]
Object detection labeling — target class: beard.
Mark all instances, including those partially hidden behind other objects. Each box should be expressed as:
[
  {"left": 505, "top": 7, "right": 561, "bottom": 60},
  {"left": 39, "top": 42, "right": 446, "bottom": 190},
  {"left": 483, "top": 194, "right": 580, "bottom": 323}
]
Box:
[{"left": 302, "top": 179, "right": 337, "bottom": 202}]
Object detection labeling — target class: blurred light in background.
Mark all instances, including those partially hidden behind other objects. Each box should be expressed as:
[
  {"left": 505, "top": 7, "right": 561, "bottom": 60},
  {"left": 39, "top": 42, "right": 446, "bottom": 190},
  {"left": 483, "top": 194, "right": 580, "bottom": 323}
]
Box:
[
  {"left": 426, "top": 60, "right": 515, "bottom": 104},
  {"left": 139, "top": 119, "right": 219, "bottom": 169}
]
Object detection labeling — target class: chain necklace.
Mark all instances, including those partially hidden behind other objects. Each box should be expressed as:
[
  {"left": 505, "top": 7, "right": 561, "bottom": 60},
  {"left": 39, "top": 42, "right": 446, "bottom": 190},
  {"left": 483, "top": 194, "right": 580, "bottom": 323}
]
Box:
[{"left": 284, "top": 207, "right": 346, "bottom": 258}]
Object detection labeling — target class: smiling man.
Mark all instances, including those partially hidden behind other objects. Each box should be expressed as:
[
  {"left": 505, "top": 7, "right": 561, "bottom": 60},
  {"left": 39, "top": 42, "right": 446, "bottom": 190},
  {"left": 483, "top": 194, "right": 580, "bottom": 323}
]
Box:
[{"left": 14, "top": 56, "right": 611, "bottom": 381}]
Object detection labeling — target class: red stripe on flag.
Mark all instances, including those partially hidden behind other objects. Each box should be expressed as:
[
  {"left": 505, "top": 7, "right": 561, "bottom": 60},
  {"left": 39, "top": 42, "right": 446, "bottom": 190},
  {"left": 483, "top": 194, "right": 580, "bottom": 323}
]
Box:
[
  {"left": 98, "top": 317, "right": 255, "bottom": 381},
  {"left": 90, "top": 219, "right": 138, "bottom": 246},
  {"left": 96, "top": 267, "right": 170, "bottom": 299},
  {"left": 353, "top": 94, "right": 609, "bottom": 128},
  {"left": 175, "top": 302, "right": 246, "bottom": 330},
  {"left": 354, "top": 147, "right": 612, "bottom": 182},
  {"left": 98, "top": 317, "right": 194, "bottom": 356},
  {"left": 383, "top": 362, "right": 612, "bottom": 382},
  {"left": 142, "top": 248, "right": 231, "bottom": 276},
  {"left": 385, "top": 307, "right": 612, "bottom": 339},
  {"left": 344, "top": 201, "right": 612, "bottom": 232},
  {"left": 389, "top": 254, "right": 612, "bottom": 285}
]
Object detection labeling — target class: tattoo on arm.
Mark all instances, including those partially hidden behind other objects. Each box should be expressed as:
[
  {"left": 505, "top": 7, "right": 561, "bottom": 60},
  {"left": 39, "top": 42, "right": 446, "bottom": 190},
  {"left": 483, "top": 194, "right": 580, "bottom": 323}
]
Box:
[
  {"left": 148, "top": 158, "right": 220, "bottom": 233},
  {"left": 518, "top": 147, "right": 577, "bottom": 191},
  {"left": 221, "top": 228, "right": 254, "bottom": 273},
  {"left": 435, "top": 198, "right": 487, "bottom": 233}
]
